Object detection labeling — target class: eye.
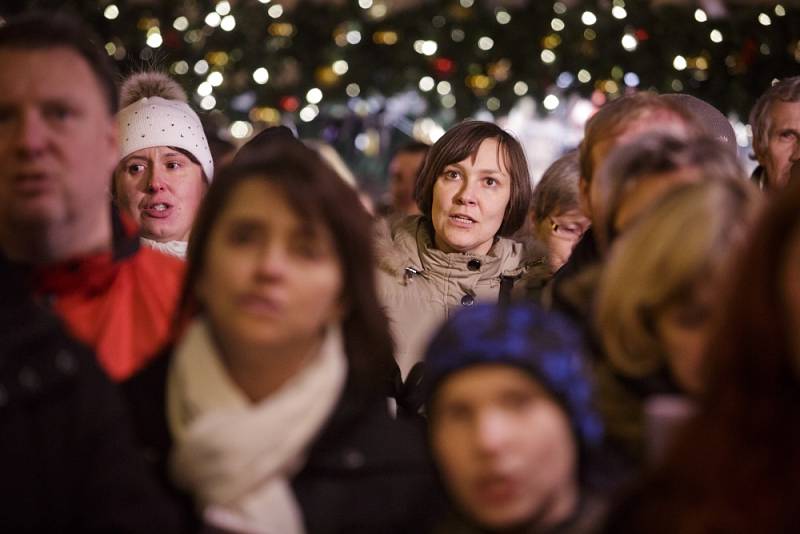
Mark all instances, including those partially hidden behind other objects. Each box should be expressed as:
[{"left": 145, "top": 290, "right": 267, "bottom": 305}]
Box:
[
  {"left": 43, "top": 103, "right": 75, "bottom": 122},
  {"left": 484, "top": 177, "right": 498, "bottom": 187},
  {"left": 292, "top": 239, "right": 319, "bottom": 259},
  {"left": 166, "top": 161, "right": 182, "bottom": 170},
  {"left": 438, "top": 403, "right": 472, "bottom": 424},
  {"left": 0, "top": 106, "right": 14, "bottom": 124},
  {"left": 500, "top": 390, "right": 534, "bottom": 411},
  {"left": 442, "top": 169, "right": 461, "bottom": 180},
  {"left": 227, "top": 224, "right": 260, "bottom": 246},
  {"left": 126, "top": 163, "right": 146, "bottom": 174}
]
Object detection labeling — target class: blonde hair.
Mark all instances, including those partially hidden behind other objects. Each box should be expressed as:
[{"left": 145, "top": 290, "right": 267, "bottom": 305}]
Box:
[{"left": 595, "top": 179, "right": 760, "bottom": 378}]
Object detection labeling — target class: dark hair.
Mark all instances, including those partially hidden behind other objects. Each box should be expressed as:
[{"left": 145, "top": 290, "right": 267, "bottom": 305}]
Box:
[
  {"left": 595, "top": 132, "right": 746, "bottom": 250},
  {"left": 605, "top": 179, "right": 800, "bottom": 533},
  {"left": 179, "top": 137, "right": 396, "bottom": 396},
  {"left": 414, "top": 120, "right": 531, "bottom": 237},
  {"left": 393, "top": 140, "right": 431, "bottom": 158},
  {"left": 0, "top": 11, "right": 119, "bottom": 114}
]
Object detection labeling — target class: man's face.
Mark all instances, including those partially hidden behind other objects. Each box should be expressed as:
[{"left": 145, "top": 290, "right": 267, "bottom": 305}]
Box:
[
  {"left": 389, "top": 150, "right": 426, "bottom": 215},
  {"left": 0, "top": 47, "right": 117, "bottom": 238},
  {"left": 760, "top": 101, "right": 800, "bottom": 190}
]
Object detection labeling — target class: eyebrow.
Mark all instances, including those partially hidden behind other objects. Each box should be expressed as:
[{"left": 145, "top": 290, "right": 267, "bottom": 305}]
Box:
[{"left": 444, "top": 162, "right": 504, "bottom": 175}]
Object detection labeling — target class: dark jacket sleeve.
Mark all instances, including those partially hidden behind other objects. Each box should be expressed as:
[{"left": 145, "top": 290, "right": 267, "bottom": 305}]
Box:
[{"left": 0, "top": 299, "right": 192, "bottom": 533}]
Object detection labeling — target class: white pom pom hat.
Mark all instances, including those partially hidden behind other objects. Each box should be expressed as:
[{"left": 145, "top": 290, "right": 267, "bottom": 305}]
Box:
[{"left": 116, "top": 96, "right": 214, "bottom": 182}]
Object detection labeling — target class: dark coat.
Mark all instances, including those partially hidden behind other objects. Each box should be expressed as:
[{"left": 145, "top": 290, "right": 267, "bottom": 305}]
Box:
[
  {"left": 0, "top": 259, "right": 190, "bottom": 533},
  {"left": 123, "top": 352, "right": 447, "bottom": 534}
]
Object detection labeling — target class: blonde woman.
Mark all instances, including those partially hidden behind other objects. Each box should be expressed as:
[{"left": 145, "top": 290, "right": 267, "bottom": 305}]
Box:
[{"left": 593, "top": 179, "right": 761, "bottom": 462}]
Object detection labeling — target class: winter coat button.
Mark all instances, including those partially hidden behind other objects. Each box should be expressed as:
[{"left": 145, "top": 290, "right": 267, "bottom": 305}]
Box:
[
  {"left": 461, "top": 294, "right": 475, "bottom": 306},
  {"left": 18, "top": 367, "right": 41, "bottom": 391},
  {"left": 55, "top": 350, "right": 77, "bottom": 375},
  {"left": 342, "top": 448, "right": 365, "bottom": 469},
  {"left": 467, "top": 259, "right": 481, "bottom": 271}
]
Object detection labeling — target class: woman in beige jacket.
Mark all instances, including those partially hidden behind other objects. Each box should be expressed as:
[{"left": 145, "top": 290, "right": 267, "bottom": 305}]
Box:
[{"left": 377, "top": 121, "right": 533, "bottom": 378}]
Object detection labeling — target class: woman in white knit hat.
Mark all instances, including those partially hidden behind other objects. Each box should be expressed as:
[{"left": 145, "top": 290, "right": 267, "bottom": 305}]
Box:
[{"left": 113, "top": 72, "right": 214, "bottom": 259}]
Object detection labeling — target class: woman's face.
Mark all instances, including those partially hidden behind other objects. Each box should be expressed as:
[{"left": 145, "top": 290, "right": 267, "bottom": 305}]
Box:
[
  {"left": 431, "top": 138, "right": 512, "bottom": 256},
  {"left": 195, "top": 178, "right": 343, "bottom": 358},
  {"left": 114, "top": 146, "right": 207, "bottom": 242},
  {"left": 655, "top": 281, "right": 714, "bottom": 395},
  {"left": 431, "top": 365, "right": 578, "bottom": 531},
  {"left": 536, "top": 208, "right": 590, "bottom": 273}
]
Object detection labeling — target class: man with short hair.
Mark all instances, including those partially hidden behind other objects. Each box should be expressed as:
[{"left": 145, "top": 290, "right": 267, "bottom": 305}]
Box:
[
  {"left": 546, "top": 92, "right": 703, "bottom": 319},
  {"left": 386, "top": 140, "right": 429, "bottom": 217},
  {"left": 749, "top": 76, "right": 800, "bottom": 190},
  {"left": 0, "top": 13, "right": 184, "bottom": 380}
]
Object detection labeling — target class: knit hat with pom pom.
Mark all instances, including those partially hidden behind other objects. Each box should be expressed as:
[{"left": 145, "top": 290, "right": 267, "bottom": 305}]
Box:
[{"left": 116, "top": 72, "right": 214, "bottom": 182}]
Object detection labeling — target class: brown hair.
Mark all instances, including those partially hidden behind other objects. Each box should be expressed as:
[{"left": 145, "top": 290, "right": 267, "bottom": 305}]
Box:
[
  {"left": 594, "top": 132, "right": 747, "bottom": 250},
  {"left": 178, "top": 138, "right": 396, "bottom": 396},
  {"left": 414, "top": 120, "right": 531, "bottom": 237},
  {"left": 603, "top": 179, "right": 800, "bottom": 533},
  {"left": 578, "top": 92, "right": 701, "bottom": 185},
  {"left": 0, "top": 11, "right": 118, "bottom": 114}
]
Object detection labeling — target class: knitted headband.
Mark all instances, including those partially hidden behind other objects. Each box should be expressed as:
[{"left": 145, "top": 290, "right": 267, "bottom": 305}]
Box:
[{"left": 423, "top": 303, "right": 603, "bottom": 451}]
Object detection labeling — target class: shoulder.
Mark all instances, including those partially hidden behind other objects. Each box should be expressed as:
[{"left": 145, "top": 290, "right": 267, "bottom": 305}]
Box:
[
  {"left": 295, "top": 388, "right": 445, "bottom": 532},
  {"left": 375, "top": 215, "right": 425, "bottom": 274}
]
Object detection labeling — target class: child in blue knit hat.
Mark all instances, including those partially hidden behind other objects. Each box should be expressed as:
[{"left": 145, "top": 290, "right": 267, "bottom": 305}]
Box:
[{"left": 424, "top": 302, "right": 608, "bottom": 533}]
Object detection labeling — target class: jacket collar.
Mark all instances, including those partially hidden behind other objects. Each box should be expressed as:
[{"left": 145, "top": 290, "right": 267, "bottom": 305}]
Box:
[{"left": 381, "top": 215, "right": 526, "bottom": 281}]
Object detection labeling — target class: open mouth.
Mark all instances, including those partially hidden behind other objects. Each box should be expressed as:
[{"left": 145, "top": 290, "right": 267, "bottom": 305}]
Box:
[
  {"left": 142, "top": 203, "right": 173, "bottom": 218},
  {"left": 449, "top": 214, "right": 477, "bottom": 225}
]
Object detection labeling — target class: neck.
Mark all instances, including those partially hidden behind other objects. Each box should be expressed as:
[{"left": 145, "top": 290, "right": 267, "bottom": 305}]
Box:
[
  {"left": 0, "top": 211, "right": 112, "bottom": 264},
  {"left": 214, "top": 329, "right": 328, "bottom": 403}
]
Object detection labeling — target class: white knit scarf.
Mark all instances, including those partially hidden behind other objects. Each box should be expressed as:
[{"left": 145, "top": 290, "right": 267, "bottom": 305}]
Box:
[
  {"left": 141, "top": 238, "right": 188, "bottom": 259},
  {"left": 166, "top": 319, "right": 348, "bottom": 534}
]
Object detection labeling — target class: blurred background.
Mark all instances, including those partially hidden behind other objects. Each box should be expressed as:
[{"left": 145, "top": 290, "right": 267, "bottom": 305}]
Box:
[{"left": 2, "top": 0, "right": 798, "bottom": 198}]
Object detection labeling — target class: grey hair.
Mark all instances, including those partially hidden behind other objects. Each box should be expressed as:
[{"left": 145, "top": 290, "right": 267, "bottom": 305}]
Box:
[
  {"left": 749, "top": 76, "right": 800, "bottom": 161},
  {"left": 531, "top": 150, "right": 581, "bottom": 223}
]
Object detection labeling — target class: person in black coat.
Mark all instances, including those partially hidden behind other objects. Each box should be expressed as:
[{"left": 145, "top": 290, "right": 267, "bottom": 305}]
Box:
[
  {"left": 0, "top": 256, "right": 190, "bottom": 533},
  {"left": 123, "top": 133, "right": 444, "bottom": 534}
]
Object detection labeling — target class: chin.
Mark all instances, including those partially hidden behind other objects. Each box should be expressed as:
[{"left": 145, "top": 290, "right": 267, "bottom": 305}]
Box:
[{"left": 473, "top": 506, "right": 533, "bottom": 531}]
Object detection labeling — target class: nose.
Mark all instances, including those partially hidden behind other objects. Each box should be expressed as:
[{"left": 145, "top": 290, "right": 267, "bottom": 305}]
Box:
[
  {"left": 454, "top": 177, "right": 478, "bottom": 206},
  {"left": 254, "top": 241, "right": 290, "bottom": 281},
  {"left": 16, "top": 109, "right": 48, "bottom": 158},
  {"left": 472, "top": 410, "right": 512, "bottom": 457},
  {"left": 146, "top": 167, "right": 166, "bottom": 193}
]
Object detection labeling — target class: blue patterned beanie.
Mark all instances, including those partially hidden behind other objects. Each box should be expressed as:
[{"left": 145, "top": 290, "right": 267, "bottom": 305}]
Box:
[{"left": 423, "top": 302, "right": 604, "bottom": 452}]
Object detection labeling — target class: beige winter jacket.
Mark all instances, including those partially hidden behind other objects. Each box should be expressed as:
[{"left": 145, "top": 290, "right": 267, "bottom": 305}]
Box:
[{"left": 376, "top": 215, "right": 528, "bottom": 377}]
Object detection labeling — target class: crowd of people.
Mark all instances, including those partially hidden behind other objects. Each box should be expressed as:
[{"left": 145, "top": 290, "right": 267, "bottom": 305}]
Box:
[{"left": 1, "top": 10, "right": 799, "bottom": 534}]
